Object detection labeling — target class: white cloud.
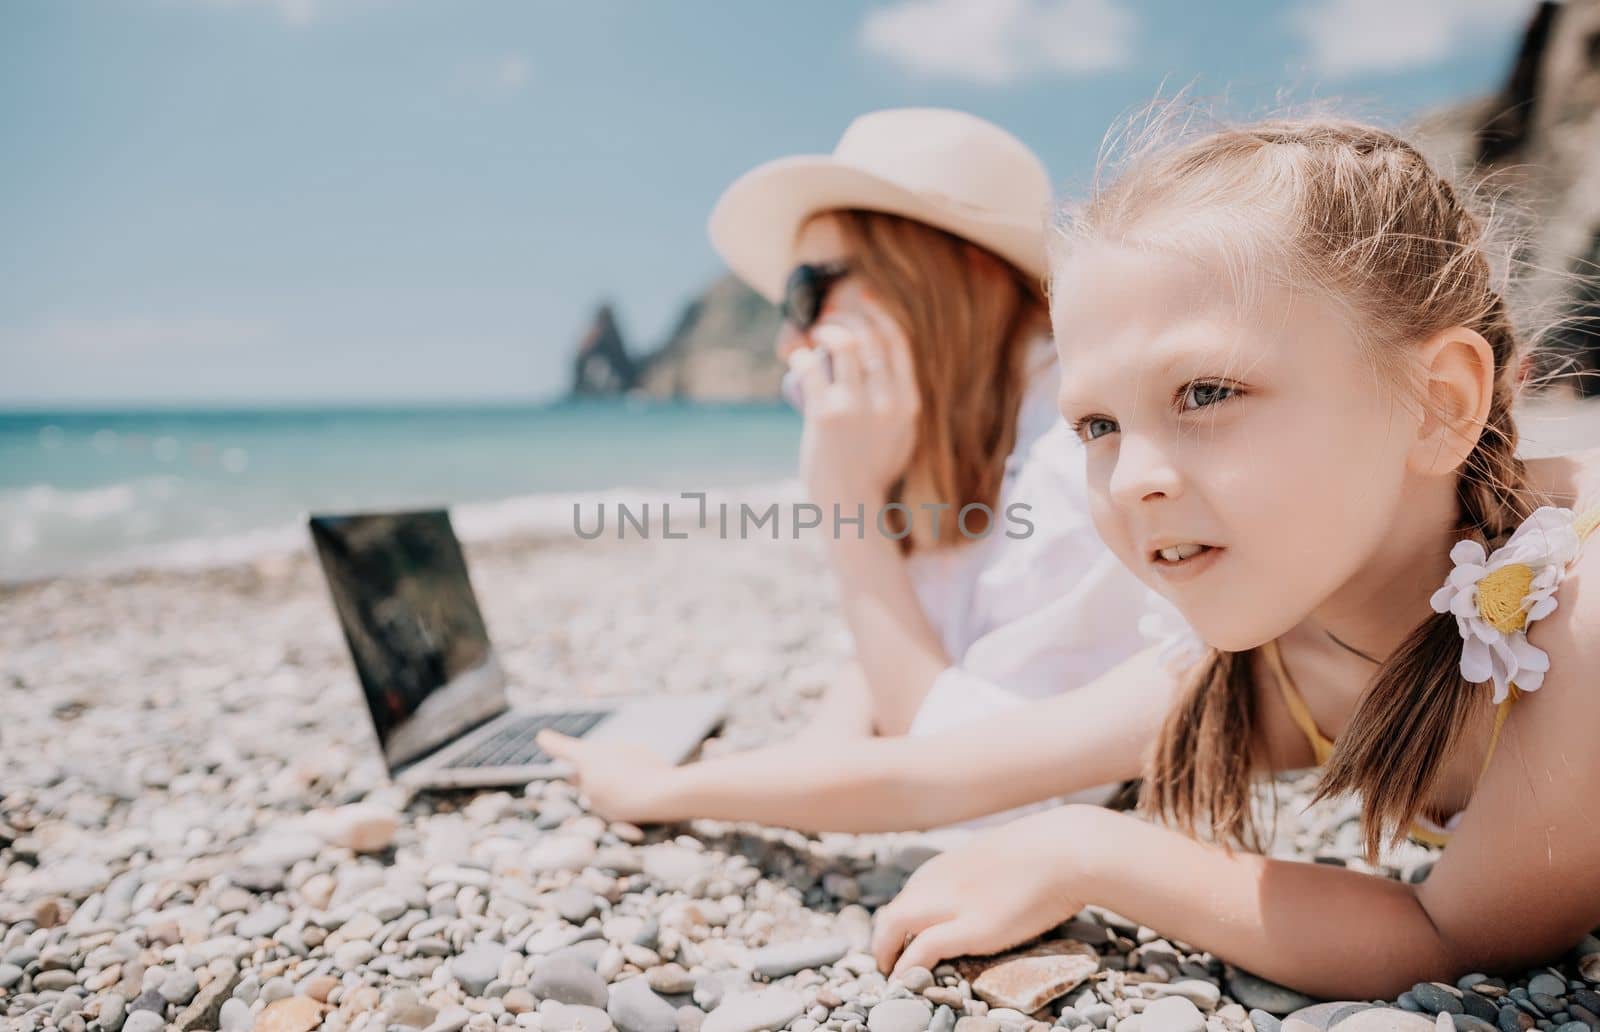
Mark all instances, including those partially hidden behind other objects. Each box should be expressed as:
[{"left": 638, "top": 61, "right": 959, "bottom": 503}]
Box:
[
  {"left": 1289, "top": 0, "right": 1533, "bottom": 76},
  {"left": 859, "top": 0, "right": 1136, "bottom": 85}
]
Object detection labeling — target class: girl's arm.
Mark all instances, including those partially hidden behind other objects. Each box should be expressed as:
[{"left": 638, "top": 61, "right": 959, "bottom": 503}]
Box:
[
  {"left": 538, "top": 644, "right": 1182, "bottom": 832},
  {"left": 872, "top": 805, "right": 1457, "bottom": 999},
  {"left": 875, "top": 556, "right": 1600, "bottom": 996},
  {"left": 823, "top": 513, "right": 951, "bottom": 736}
]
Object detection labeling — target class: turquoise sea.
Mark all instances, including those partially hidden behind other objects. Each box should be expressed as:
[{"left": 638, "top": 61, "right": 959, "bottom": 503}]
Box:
[{"left": 0, "top": 401, "right": 803, "bottom": 582}]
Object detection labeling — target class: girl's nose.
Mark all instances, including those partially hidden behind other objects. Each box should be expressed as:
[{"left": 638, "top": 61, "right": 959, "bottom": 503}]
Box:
[{"left": 1107, "top": 432, "right": 1183, "bottom": 508}]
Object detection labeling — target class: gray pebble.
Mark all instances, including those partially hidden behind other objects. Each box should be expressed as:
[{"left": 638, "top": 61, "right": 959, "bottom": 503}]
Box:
[
  {"left": 425, "top": 1005, "right": 472, "bottom": 1032},
  {"left": 748, "top": 937, "right": 849, "bottom": 979},
  {"left": 554, "top": 887, "right": 603, "bottom": 925},
  {"left": 452, "top": 941, "right": 507, "bottom": 997},
  {"left": 1412, "top": 986, "right": 1464, "bottom": 1017},
  {"left": 1284, "top": 1002, "right": 1364, "bottom": 1031},
  {"left": 869, "top": 998, "right": 934, "bottom": 1032},
  {"left": 333, "top": 940, "right": 377, "bottom": 970},
  {"left": 930, "top": 1004, "right": 956, "bottom": 1032},
  {"left": 1530, "top": 979, "right": 1568, "bottom": 1001},
  {"left": 219, "top": 997, "right": 253, "bottom": 1032},
  {"left": 1228, "top": 971, "right": 1316, "bottom": 1016},
  {"left": 130, "top": 988, "right": 167, "bottom": 1014},
  {"left": 1500, "top": 1006, "right": 1533, "bottom": 1032},
  {"left": 1455, "top": 1017, "right": 1499, "bottom": 1032},
  {"left": 259, "top": 976, "right": 294, "bottom": 1005},
  {"left": 1251, "top": 1010, "right": 1283, "bottom": 1032},
  {"left": 1462, "top": 996, "right": 1501, "bottom": 1023},
  {"left": 236, "top": 903, "right": 291, "bottom": 938},
  {"left": 532, "top": 955, "right": 610, "bottom": 1009},
  {"left": 34, "top": 969, "right": 79, "bottom": 992},
  {"left": 0, "top": 963, "right": 23, "bottom": 989},
  {"left": 1142, "top": 997, "right": 1206, "bottom": 1032},
  {"left": 100, "top": 992, "right": 128, "bottom": 1032},
  {"left": 700, "top": 989, "right": 806, "bottom": 1032},
  {"left": 609, "top": 976, "right": 679, "bottom": 1032}
]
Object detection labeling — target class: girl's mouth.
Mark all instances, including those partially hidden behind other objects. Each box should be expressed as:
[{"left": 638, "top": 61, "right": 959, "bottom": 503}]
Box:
[{"left": 1149, "top": 543, "right": 1224, "bottom": 581}]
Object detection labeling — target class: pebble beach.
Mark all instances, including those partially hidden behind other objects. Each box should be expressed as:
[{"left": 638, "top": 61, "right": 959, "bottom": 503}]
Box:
[{"left": 6, "top": 499, "right": 1600, "bottom": 1032}]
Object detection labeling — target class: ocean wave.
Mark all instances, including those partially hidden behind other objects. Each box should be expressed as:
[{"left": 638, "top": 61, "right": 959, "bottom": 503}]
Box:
[
  {"left": 1, "top": 477, "right": 805, "bottom": 584},
  {"left": 0, "top": 478, "right": 176, "bottom": 520}
]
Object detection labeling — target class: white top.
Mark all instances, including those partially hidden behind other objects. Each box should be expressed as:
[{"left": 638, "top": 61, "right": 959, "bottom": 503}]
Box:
[{"left": 902, "top": 339, "right": 1176, "bottom": 743}]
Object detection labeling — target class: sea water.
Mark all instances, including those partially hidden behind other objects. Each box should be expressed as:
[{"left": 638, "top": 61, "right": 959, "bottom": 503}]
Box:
[{"left": 0, "top": 401, "right": 802, "bottom": 582}]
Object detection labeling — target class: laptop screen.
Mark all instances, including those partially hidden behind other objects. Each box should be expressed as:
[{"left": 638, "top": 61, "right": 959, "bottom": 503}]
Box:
[{"left": 308, "top": 510, "right": 508, "bottom": 772}]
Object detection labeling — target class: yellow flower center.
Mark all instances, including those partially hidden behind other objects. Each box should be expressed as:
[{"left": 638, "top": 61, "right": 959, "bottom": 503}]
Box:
[{"left": 1477, "top": 563, "right": 1535, "bottom": 633}]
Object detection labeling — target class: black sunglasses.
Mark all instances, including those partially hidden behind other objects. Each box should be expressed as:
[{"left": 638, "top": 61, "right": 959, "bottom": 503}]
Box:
[{"left": 779, "top": 261, "right": 852, "bottom": 332}]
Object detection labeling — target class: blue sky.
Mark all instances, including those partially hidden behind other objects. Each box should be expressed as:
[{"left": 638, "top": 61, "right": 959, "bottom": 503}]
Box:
[{"left": 1, "top": 0, "right": 1536, "bottom": 406}]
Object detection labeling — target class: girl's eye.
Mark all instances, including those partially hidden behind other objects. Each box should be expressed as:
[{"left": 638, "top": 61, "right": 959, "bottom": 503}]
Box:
[
  {"left": 1180, "top": 381, "right": 1237, "bottom": 411},
  {"left": 1072, "top": 415, "right": 1119, "bottom": 442}
]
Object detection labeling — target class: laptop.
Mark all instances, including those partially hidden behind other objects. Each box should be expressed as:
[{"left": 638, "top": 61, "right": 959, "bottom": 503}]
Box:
[{"left": 308, "top": 509, "right": 727, "bottom": 789}]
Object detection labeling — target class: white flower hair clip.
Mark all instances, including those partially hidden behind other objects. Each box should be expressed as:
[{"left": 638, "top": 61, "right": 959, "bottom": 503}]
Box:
[{"left": 1429, "top": 507, "right": 1583, "bottom": 703}]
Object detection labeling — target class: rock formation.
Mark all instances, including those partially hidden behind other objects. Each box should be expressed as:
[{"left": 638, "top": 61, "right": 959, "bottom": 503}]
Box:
[
  {"left": 569, "top": 276, "right": 783, "bottom": 402},
  {"left": 570, "top": 303, "right": 638, "bottom": 397},
  {"left": 1417, "top": 0, "right": 1600, "bottom": 393},
  {"left": 636, "top": 274, "right": 784, "bottom": 402}
]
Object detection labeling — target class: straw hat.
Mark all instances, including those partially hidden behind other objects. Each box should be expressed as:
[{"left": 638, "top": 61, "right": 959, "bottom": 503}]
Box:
[{"left": 708, "top": 107, "right": 1053, "bottom": 303}]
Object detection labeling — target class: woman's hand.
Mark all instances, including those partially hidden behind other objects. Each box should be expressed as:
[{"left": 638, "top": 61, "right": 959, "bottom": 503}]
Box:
[
  {"left": 797, "top": 296, "right": 920, "bottom": 510},
  {"left": 536, "top": 731, "right": 677, "bottom": 824},
  {"left": 871, "top": 807, "right": 1098, "bottom": 975}
]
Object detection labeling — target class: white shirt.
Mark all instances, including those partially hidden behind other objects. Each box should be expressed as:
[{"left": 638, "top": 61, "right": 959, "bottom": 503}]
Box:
[{"left": 902, "top": 340, "right": 1174, "bottom": 746}]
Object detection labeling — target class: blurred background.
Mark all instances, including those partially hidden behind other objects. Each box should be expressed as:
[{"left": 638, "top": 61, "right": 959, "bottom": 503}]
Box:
[{"left": 3, "top": 0, "right": 1596, "bottom": 582}]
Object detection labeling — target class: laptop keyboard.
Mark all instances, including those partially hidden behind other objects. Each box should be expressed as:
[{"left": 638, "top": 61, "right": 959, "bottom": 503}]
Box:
[{"left": 450, "top": 710, "right": 608, "bottom": 769}]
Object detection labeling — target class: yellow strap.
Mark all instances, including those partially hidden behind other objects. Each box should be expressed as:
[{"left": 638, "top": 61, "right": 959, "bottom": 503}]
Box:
[
  {"left": 1477, "top": 687, "right": 1520, "bottom": 780},
  {"left": 1261, "top": 639, "right": 1335, "bottom": 765}
]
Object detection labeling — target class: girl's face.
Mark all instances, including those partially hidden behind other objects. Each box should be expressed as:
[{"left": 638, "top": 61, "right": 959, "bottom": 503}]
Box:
[{"left": 1050, "top": 243, "right": 1422, "bottom": 650}]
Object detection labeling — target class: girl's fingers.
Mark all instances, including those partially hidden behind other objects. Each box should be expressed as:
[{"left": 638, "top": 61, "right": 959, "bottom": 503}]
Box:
[
  {"left": 893, "top": 918, "right": 982, "bottom": 977},
  {"left": 826, "top": 311, "right": 897, "bottom": 409},
  {"left": 870, "top": 894, "right": 949, "bottom": 973},
  {"left": 794, "top": 346, "right": 832, "bottom": 409},
  {"left": 858, "top": 294, "right": 916, "bottom": 401},
  {"left": 824, "top": 335, "right": 865, "bottom": 399},
  {"left": 536, "top": 731, "right": 580, "bottom": 766}
]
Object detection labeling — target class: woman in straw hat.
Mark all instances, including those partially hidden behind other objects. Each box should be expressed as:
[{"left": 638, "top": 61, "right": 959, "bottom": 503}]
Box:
[{"left": 541, "top": 108, "right": 1173, "bottom": 829}]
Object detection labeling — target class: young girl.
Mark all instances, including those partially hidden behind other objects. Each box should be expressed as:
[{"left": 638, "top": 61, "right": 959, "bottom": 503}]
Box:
[
  {"left": 867, "top": 116, "right": 1600, "bottom": 996},
  {"left": 540, "top": 109, "right": 1164, "bottom": 827}
]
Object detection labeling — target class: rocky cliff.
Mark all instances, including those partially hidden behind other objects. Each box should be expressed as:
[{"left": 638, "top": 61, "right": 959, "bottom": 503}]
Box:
[
  {"left": 569, "top": 275, "right": 784, "bottom": 402},
  {"left": 1417, "top": 0, "right": 1600, "bottom": 393},
  {"left": 569, "top": 303, "right": 638, "bottom": 397}
]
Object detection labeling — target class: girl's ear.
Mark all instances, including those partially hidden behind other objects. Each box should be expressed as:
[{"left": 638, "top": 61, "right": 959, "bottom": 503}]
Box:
[{"left": 1408, "top": 325, "right": 1496, "bottom": 477}]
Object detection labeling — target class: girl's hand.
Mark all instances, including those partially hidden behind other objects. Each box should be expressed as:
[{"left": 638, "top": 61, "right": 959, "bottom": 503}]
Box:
[
  {"left": 536, "top": 731, "right": 676, "bottom": 824},
  {"left": 797, "top": 297, "right": 920, "bottom": 509},
  {"left": 871, "top": 809, "right": 1094, "bottom": 976}
]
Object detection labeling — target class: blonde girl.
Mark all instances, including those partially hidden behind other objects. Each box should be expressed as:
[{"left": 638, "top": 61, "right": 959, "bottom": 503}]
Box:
[{"left": 870, "top": 116, "right": 1600, "bottom": 996}]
